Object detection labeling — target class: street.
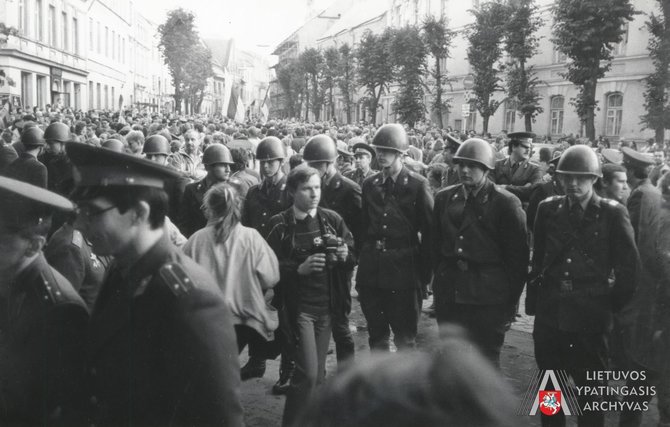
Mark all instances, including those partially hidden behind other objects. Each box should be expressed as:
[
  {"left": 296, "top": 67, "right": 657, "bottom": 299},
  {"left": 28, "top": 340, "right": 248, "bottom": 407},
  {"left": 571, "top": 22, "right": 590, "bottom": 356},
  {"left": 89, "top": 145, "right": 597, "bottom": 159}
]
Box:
[{"left": 239, "top": 292, "right": 661, "bottom": 426}]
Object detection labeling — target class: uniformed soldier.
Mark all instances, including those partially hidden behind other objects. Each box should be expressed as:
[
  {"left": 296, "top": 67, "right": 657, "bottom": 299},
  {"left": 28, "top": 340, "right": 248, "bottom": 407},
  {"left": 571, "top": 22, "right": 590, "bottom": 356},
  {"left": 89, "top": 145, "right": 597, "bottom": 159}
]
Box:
[
  {"left": 40, "top": 122, "right": 74, "bottom": 196},
  {"left": 0, "top": 176, "right": 89, "bottom": 425},
  {"left": 345, "top": 142, "right": 377, "bottom": 187},
  {"left": 4, "top": 126, "right": 48, "bottom": 188},
  {"left": 44, "top": 213, "right": 111, "bottom": 308},
  {"left": 357, "top": 124, "right": 434, "bottom": 351},
  {"left": 622, "top": 147, "right": 658, "bottom": 238},
  {"left": 240, "top": 136, "right": 293, "bottom": 390},
  {"left": 66, "top": 142, "right": 243, "bottom": 427},
  {"left": 527, "top": 155, "right": 564, "bottom": 231},
  {"left": 143, "top": 134, "right": 190, "bottom": 222},
  {"left": 303, "top": 134, "right": 361, "bottom": 364},
  {"left": 491, "top": 131, "right": 542, "bottom": 204},
  {"left": 432, "top": 138, "right": 528, "bottom": 365},
  {"left": 336, "top": 145, "right": 355, "bottom": 176},
  {"left": 527, "top": 145, "right": 638, "bottom": 427},
  {"left": 179, "top": 143, "right": 234, "bottom": 237}
]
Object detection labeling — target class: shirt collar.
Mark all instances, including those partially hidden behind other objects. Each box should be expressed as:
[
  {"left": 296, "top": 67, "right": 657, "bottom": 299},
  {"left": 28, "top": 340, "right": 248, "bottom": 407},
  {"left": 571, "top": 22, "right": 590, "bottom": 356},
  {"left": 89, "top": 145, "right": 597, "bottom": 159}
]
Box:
[
  {"left": 382, "top": 166, "right": 402, "bottom": 183},
  {"left": 293, "top": 205, "right": 317, "bottom": 220}
]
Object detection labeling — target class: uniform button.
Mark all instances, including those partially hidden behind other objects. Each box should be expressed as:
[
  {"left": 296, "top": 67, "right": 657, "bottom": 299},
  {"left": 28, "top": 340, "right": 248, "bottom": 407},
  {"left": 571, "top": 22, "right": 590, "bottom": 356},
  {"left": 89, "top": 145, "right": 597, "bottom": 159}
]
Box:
[
  {"left": 90, "top": 396, "right": 98, "bottom": 405},
  {"left": 262, "top": 212, "right": 267, "bottom": 216},
  {"left": 594, "top": 232, "right": 599, "bottom": 237},
  {"left": 564, "top": 272, "right": 569, "bottom": 277},
  {"left": 459, "top": 236, "right": 464, "bottom": 240},
  {"left": 90, "top": 368, "right": 97, "bottom": 376},
  {"left": 457, "top": 248, "right": 463, "bottom": 253},
  {"left": 566, "top": 258, "right": 572, "bottom": 264},
  {"left": 383, "top": 213, "right": 388, "bottom": 217},
  {"left": 261, "top": 224, "right": 265, "bottom": 227},
  {"left": 382, "top": 225, "right": 387, "bottom": 229}
]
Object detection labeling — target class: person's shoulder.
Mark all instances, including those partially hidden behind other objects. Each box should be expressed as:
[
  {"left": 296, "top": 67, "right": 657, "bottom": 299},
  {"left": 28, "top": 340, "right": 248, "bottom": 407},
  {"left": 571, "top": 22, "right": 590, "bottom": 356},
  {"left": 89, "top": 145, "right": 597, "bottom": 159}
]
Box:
[
  {"left": 31, "top": 256, "right": 87, "bottom": 309},
  {"left": 155, "top": 252, "right": 221, "bottom": 301},
  {"left": 538, "top": 194, "right": 565, "bottom": 210},
  {"left": 318, "top": 207, "right": 345, "bottom": 223},
  {"left": 338, "top": 174, "right": 361, "bottom": 192},
  {"left": 435, "top": 183, "right": 461, "bottom": 201},
  {"left": 362, "top": 171, "right": 383, "bottom": 189}
]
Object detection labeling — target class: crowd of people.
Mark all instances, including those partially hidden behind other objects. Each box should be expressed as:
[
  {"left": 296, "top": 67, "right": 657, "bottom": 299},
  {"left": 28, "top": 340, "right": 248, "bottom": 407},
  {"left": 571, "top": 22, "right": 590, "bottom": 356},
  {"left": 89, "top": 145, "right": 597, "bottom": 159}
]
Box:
[{"left": 0, "top": 105, "right": 668, "bottom": 427}]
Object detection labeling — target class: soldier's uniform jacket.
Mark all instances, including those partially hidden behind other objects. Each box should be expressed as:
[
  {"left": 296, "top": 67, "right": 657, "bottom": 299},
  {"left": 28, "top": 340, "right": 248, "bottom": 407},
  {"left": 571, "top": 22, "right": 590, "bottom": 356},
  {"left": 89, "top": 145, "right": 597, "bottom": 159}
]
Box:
[
  {"left": 344, "top": 167, "right": 376, "bottom": 188},
  {"left": 491, "top": 157, "right": 542, "bottom": 202},
  {"left": 39, "top": 152, "right": 74, "bottom": 196},
  {"left": 531, "top": 194, "right": 638, "bottom": 333},
  {"left": 0, "top": 254, "right": 88, "bottom": 425},
  {"left": 84, "top": 233, "right": 243, "bottom": 427},
  {"left": 4, "top": 152, "right": 48, "bottom": 188},
  {"left": 440, "top": 166, "right": 460, "bottom": 188},
  {"left": 178, "top": 177, "right": 214, "bottom": 237},
  {"left": 527, "top": 179, "right": 562, "bottom": 230},
  {"left": 242, "top": 175, "right": 292, "bottom": 238},
  {"left": 432, "top": 180, "right": 528, "bottom": 305},
  {"left": 45, "top": 223, "right": 111, "bottom": 308},
  {"left": 356, "top": 166, "right": 434, "bottom": 289},
  {"left": 321, "top": 171, "right": 363, "bottom": 251}
]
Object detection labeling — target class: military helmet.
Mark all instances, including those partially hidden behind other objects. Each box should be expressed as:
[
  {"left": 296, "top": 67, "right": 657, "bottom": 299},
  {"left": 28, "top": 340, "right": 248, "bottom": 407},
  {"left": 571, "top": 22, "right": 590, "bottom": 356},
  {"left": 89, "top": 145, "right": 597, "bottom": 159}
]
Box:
[
  {"left": 101, "top": 139, "right": 126, "bottom": 153},
  {"left": 21, "top": 126, "right": 46, "bottom": 148},
  {"left": 44, "top": 122, "right": 70, "bottom": 143},
  {"left": 453, "top": 138, "right": 495, "bottom": 170},
  {"left": 143, "top": 135, "right": 171, "bottom": 156},
  {"left": 556, "top": 145, "right": 602, "bottom": 177},
  {"left": 303, "top": 135, "right": 338, "bottom": 162},
  {"left": 202, "top": 143, "right": 233, "bottom": 165},
  {"left": 371, "top": 124, "right": 409, "bottom": 153},
  {"left": 256, "top": 136, "right": 285, "bottom": 161}
]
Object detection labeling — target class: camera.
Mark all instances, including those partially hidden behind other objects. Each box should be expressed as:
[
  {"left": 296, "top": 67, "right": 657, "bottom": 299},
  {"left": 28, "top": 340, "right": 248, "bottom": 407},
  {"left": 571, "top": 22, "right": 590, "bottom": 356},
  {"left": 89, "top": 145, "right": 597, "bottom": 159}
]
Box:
[{"left": 313, "top": 234, "right": 343, "bottom": 267}]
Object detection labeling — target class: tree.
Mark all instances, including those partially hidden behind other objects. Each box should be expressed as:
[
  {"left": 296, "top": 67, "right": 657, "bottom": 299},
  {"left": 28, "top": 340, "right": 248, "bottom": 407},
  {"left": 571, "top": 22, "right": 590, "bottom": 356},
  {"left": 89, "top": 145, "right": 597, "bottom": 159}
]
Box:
[
  {"left": 0, "top": 24, "right": 19, "bottom": 90},
  {"left": 552, "top": 0, "right": 636, "bottom": 141},
  {"left": 641, "top": 0, "right": 670, "bottom": 143},
  {"left": 300, "top": 48, "right": 324, "bottom": 121},
  {"left": 356, "top": 29, "right": 395, "bottom": 124},
  {"left": 503, "top": 0, "right": 543, "bottom": 132},
  {"left": 422, "top": 15, "right": 455, "bottom": 128},
  {"left": 322, "top": 46, "right": 340, "bottom": 120},
  {"left": 391, "top": 26, "right": 428, "bottom": 128},
  {"left": 337, "top": 43, "right": 357, "bottom": 124},
  {"left": 467, "top": 0, "right": 510, "bottom": 134},
  {"left": 276, "top": 58, "right": 306, "bottom": 118},
  {"left": 158, "top": 8, "right": 213, "bottom": 114}
]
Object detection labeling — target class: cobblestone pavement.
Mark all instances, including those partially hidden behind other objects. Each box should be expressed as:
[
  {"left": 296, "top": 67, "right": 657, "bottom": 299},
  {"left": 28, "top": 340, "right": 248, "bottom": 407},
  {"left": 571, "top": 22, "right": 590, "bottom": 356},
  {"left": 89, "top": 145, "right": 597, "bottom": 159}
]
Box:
[{"left": 239, "top": 293, "right": 660, "bottom": 427}]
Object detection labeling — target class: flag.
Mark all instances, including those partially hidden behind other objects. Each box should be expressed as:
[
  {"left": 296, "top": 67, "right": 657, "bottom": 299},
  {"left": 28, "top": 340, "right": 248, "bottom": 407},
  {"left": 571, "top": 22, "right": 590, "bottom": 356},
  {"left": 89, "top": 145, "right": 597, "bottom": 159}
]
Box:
[
  {"left": 227, "top": 84, "right": 240, "bottom": 120},
  {"left": 261, "top": 102, "right": 269, "bottom": 124}
]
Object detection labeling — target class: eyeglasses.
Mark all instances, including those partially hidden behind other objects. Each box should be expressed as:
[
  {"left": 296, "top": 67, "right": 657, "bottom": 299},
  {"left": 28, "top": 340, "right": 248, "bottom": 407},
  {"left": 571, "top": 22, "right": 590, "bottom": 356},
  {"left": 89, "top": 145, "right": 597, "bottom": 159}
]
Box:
[{"left": 75, "top": 204, "right": 116, "bottom": 219}]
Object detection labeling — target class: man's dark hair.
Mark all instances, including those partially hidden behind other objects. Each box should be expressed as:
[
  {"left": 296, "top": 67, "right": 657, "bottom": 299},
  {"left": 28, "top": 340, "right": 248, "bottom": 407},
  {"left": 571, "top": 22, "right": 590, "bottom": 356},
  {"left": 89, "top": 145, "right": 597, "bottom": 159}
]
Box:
[
  {"left": 73, "top": 186, "right": 168, "bottom": 229},
  {"left": 287, "top": 164, "right": 319, "bottom": 193},
  {"left": 229, "top": 148, "right": 249, "bottom": 173},
  {"left": 602, "top": 163, "right": 626, "bottom": 184}
]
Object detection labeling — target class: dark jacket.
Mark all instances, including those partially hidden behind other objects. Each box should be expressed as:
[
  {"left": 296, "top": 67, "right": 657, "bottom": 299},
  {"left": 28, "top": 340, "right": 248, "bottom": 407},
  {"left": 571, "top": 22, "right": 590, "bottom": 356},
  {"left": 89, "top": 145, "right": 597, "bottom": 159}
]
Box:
[
  {"left": 527, "top": 179, "right": 563, "bottom": 230},
  {"left": 0, "top": 254, "right": 89, "bottom": 425},
  {"left": 344, "top": 167, "right": 376, "bottom": 188},
  {"left": 530, "top": 193, "right": 638, "bottom": 333},
  {"left": 491, "top": 157, "right": 542, "bottom": 203},
  {"left": 84, "top": 234, "right": 243, "bottom": 427},
  {"left": 320, "top": 171, "right": 362, "bottom": 251},
  {"left": 39, "top": 152, "right": 74, "bottom": 196},
  {"left": 242, "top": 175, "right": 292, "bottom": 238},
  {"left": 0, "top": 143, "right": 18, "bottom": 175},
  {"left": 432, "top": 180, "right": 528, "bottom": 306},
  {"left": 266, "top": 207, "right": 355, "bottom": 336},
  {"left": 4, "top": 152, "right": 48, "bottom": 188},
  {"left": 356, "top": 166, "right": 434, "bottom": 289},
  {"left": 178, "top": 177, "right": 213, "bottom": 237}
]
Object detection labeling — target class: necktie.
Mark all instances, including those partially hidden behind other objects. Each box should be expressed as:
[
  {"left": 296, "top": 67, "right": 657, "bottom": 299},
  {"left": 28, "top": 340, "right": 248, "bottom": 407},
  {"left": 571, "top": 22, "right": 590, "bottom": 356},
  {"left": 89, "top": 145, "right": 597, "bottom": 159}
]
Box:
[
  {"left": 570, "top": 202, "right": 584, "bottom": 223},
  {"left": 511, "top": 162, "right": 519, "bottom": 174},
  {"left": 384, "top": 177, "right": 394, "bottom": 200}
]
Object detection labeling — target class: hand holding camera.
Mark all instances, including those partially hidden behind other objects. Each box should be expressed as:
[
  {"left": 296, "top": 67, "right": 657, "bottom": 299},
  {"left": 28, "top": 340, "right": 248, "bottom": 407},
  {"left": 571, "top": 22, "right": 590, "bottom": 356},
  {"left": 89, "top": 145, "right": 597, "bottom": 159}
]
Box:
[{"left": 298, "top": 254, "right": 327, "bottom": 275}]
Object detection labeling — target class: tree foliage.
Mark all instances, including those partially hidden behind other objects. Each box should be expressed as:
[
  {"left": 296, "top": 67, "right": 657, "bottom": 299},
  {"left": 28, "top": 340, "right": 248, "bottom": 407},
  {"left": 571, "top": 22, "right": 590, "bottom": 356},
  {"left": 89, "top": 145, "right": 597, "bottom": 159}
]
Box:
[
  {"left": 157, "top": 8, "right": 213, "bottom": 114},
  {"left": 422, "top": 15, "right": 455, "bottom": 128},
  {"left": 356, "top": 29, "right": 396, "bottom": 125},
  {"left": 467, "top": 0, "right": 510, "bottom": 134},
  {"left": 552, "top": 0, "right": 636, "bottom": 140},
  {"left": 336, "top": 43, "right": 356, "bottom": 124},
  {"left": 641, "top": 0, "right": 670, "bottom": 143},
  {"left": 300, "top": 48, "right": 324, "bottom": 121},
  {"left": 503, "top": 0, "right": 543, "bottom": 131},
  {"left": 322, "top": 46, "right": 340, "bottom": 120},
  {"left": 391, "top": 26, "right": 428, "bottom": 127},
  {"left": 0, "top": 24, "right": 19, "bottom": 88},
  {"left": 276, "top": 58, "right": 306, "bottom": 118}
]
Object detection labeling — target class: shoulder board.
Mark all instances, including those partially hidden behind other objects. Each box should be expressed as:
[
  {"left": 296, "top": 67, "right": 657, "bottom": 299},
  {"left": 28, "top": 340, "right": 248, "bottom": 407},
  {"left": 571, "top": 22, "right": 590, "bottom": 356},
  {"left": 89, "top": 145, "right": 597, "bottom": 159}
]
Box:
[
  {"left": 39, "top": 271, "right": 70, "bottom": 305},
  {"left": 542, "top": 195, "right": 564, "bottom": 204},
  {"left": 71, "top": 229, "right": 84, "bottom": 248},
  {"left": 158, "top": 263, "right": 195, "bottom": 297},
  {"left": 528, "top": 160, "right": 541, "bottom": 167},
  {"left": 280, "top": 183, "right": 286, "bottom": 191},
  {"left": 600, "top": 198, "right": 620, "bottom": 207}
]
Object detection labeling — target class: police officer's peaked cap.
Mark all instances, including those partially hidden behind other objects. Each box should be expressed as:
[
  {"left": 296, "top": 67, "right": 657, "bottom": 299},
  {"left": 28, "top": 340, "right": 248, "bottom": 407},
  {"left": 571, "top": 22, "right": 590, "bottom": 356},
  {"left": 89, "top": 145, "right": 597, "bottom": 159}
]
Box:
[
  {"left": 352, "top": 142, "right": 375, "bottom": 158},
  {"left": 444, "top": 134, "right": 462, "bottom": 150},
  {"left": 507, "top": 132, "right": 535, "bottom": 147},
  {"left": 0, "top": 176, "right": 74, "bottom": 230},
  {"left": 66, "top": 142, "right": 181, "bottom": 190},
  {"left": 601, "top": 148, "right": 623, "bottom": 165},
  {"left": 621, "top": 147, "right": 655, "bottom": 169}
]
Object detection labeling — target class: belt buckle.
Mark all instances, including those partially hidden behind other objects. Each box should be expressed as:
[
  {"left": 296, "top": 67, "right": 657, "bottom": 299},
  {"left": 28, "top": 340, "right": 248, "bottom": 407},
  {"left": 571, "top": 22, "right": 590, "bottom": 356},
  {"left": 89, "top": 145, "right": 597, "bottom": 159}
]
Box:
[
  {"left": 456, "top": 260, "right": 469, "bottom": 272},
  {"left": 559, "top": 280, "right": 573, "bottom": 292},
  {"left": 375, "top": 240, "right": 385, "bottom": 250}
]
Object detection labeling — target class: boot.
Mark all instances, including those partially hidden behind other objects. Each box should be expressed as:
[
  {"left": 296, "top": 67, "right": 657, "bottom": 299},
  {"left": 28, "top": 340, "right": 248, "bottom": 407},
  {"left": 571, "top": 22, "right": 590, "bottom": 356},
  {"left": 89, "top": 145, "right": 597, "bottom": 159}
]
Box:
[
  {"left": 272, "top": 360, "right": 295, "bottom": 395},
  {"left": 240, "top": 357, "right": 266, "bottom": 381}
]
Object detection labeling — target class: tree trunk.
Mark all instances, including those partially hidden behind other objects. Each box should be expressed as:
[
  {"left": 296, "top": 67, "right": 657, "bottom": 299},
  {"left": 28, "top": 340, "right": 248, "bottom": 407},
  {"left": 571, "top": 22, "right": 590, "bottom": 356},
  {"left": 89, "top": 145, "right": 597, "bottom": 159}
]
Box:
[
  {"left": 435, "top": 59, "right": 444, "bottom": 128},
  {"left": 482, "top": 114, "right": 489, "bottom": 135},
  {"left": 656, "top": 127, "right": 665, "bottom": 144},
  {"left": 312, "top": 76, "right": 320, "bottom": 121},
  {"left": 304, "top": 76, "right": 310, "bottom": 121},
  {"left": 584, "top": 78, "right": 597, "bottom": 142},
  {"left": 525, "top": 113, "right": 532, "bottom": 132},
  {"left": 329, "top": 86, "right": 334, "bottom": 120}
]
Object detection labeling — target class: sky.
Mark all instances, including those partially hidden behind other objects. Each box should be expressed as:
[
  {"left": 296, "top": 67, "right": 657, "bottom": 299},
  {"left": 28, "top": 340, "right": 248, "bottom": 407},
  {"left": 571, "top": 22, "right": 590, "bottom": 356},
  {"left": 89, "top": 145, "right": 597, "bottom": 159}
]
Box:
[{"left": 135, "top": 0, "right": 332, "bottom": 57}]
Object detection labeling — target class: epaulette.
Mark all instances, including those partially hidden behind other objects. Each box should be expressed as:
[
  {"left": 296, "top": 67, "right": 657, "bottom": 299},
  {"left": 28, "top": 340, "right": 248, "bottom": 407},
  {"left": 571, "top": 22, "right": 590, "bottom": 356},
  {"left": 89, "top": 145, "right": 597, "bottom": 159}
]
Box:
[
  {"left": 600, "top": 198, "right": 620, "bottom": 207},
  {"left": 71, "top": 229, "right": 84, "bottom": 248},
  {"left": 158, "top": 263, "right": 195, "bottom": 297},
  {"left": 39, "top": 271, "right": 68, "bottom": 304},
  {"left": 544, "top": 195, "right": 563, "bottom": 203}
]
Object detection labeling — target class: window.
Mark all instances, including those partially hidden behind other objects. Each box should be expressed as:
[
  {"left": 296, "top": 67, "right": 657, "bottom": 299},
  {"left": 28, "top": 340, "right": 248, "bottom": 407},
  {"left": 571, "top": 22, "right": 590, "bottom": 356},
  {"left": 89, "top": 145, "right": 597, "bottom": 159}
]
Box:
[
  {"left": 112, "top": 30, "right": 115, "bottom": 60},
  {"left": 111, "top": 87, "right": 115, "bottom": 108},
  {"left": 72, "top": 17, "right": 78, "bottom": 54},
  {"left": 105, "top": 27, "right": 109, "bottom": 57},
  {"left": 18, "top": 0, "right": 25, "bottom": 32},
  {"left": 74, "top": 83, "right": 81, "bottom": 110},
  {"left": 48, "top": 5, "right": 55, "bottom": 47},
  {"left": 104, "top": 85, "right": 108, "bottom": 109},
  {"left": 605, "top": 93, "right": 623, "bottom": 136},
  {"left": 21, "top": 72, "right": 32, "bottom": 107},
  {"left": 553, "top": 46, "right": 567, "bottom": 64},
  {"left": 35, "top": 0, "right": 44, "bottom": 42},
  {"left": 550, "top": 96, "right": 564, "bottom": 135},
  {"left": 89, "top": 81, "right": 94, "bottom": 109},
  {"left": 122, "top": 38, "right": 125, "bottom": 63},
  {"left": 96, "top": 83, "right": 101, "bottom": 109},
  {"left": 612, "top": 23, "right": 629, "bottom": 56},
  {"left": 97, "top": 21, "right": 101, "bottom": 53},
  {"left": 36, "top": 75, "right": 46, "bottom": 107},
  {"left": 62, "top": 13, "right": 68, "bottom": 52},
  {"left": 441, "top": 0, "right": 448, "bottom": 16},
  {"left": 89, "top": 18, "right": 93, "bottom": 50},
  {"left": 504, "top": 99, "right": 516, "bottom": 132}
]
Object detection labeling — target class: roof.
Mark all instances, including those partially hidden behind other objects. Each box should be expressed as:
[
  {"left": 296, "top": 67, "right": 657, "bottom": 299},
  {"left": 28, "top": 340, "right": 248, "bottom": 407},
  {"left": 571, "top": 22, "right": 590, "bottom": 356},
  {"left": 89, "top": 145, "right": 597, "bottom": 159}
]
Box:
[
  {"left": 203, "top": 38, "right": 235, "bottom": 69},
  {"left": 317, "top": 0, "right": 388, "bottom": 41}
]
